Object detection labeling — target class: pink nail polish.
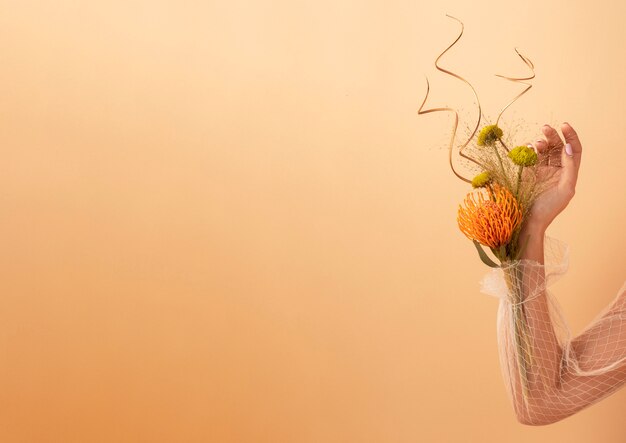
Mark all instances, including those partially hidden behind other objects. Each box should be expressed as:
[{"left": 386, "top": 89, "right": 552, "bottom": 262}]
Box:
[{"left": 565, "top": 143, "right": 573, "bottom": 156}]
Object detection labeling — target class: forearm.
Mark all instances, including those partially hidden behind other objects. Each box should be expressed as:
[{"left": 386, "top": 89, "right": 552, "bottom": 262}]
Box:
[
  {"left": 500, "top": 224, "right": 626, "bottom": 425},
  {"left": 505, "top": 223, "right": 564, "bottom": 420},
  {"left": 517, "top": 221, "right": 564, "bottom": 378}
]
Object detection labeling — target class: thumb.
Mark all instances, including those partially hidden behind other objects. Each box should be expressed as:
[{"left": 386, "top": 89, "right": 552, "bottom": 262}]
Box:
[{"left": 559, "top": 122, "right": 582, "bottom": 193}]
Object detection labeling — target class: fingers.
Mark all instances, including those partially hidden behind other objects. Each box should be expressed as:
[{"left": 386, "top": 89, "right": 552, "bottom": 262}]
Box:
[
  {"left": 561, "top": 122, "right": 583, "bottom": 162},
  {"left": 542, "top": 124, "right": 565, "bottom": 148},
  {"left": 534, "top": 138, "right": 549, "bottom": 166},
  {"left": 559, "top": 122, "right": 582, "bottom": 194},
  {"left": 542, "top": 125, "right": 564, "bottom": 167}
]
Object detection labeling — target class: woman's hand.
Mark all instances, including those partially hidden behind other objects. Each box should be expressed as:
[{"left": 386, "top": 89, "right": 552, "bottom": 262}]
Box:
[{"left": 525, "top": 122, "right": 583, "bottom": 232}]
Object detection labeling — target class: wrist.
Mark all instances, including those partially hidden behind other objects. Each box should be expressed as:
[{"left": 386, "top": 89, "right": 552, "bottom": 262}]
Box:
[
  {"left": 520, "top": 219, "right": 547, "bottom": 237},
  {"left": 517, "top": 221, "right": 546, "bottom": 263}
]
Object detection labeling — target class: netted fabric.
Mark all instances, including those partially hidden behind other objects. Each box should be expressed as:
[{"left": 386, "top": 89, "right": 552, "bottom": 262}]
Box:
[{"left": 481, "top": 236, "right": 626, "bottom": 425}]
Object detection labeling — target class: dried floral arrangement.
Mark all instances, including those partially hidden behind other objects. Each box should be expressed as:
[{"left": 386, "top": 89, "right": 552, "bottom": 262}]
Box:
[
  {"left": 417, "top": 14, "right": 626, "bottom": 424},
  {"left": 417, "top": 14, "right": 551, "bottom": 266}
]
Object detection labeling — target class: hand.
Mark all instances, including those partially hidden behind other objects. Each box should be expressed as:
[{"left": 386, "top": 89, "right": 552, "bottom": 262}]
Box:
[{"left": 525, "top": 122, "right": 583, "bottom": 232}]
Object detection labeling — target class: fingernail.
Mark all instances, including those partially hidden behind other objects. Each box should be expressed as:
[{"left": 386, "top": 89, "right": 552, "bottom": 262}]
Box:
[
  {"left": 563, "top": 122, "right": 570, "bottom": 126},
  {"left": 535, "top": 139, "right": 543, "bottom": 144},
  {"left": 565, "top": 143, "right": 573, "bottom": 156}
]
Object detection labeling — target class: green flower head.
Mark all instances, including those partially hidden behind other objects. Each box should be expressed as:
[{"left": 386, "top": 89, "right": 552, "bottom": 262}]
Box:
[
  {"left": 471, "top": 171, "right": 492, "bottom": 188},
  {"left": 477, "top": 124, "right": 503, "bottom": 147},
  {"left": 508, "top": 145, "right": 538, "bottom": 167}
]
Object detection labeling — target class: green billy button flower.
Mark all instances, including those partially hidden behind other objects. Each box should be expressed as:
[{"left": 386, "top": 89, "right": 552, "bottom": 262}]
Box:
[
  {"left": 471, "top": 171, "right": 492, "bottom": 188},
  {"left": 508, "top": 145, "right": 538, "bottom": 167},
  {"left": 477, "top": 124, "right": 503, "bottom": 147}
]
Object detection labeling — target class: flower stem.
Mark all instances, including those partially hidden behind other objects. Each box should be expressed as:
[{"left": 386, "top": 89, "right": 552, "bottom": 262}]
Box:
[
  {"left": 503, "top": 265, "right": 532, "bottom": 405},
  {"left": 516, "top": 165, "right": 524, "bottom": 199},
  {"left": 492, "top": 145, "right": 512, "bottom": 189},
  {"left": 498, "top": 137, "right": 510, "bottom": 152}
]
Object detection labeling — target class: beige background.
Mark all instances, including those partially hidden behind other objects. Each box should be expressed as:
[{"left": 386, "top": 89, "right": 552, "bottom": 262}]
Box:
[{"left": 0, "top": 1, "right": 625, "bottom": 442}]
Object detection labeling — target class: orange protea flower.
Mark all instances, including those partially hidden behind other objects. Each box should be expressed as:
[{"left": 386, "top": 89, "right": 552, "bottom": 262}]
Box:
[{"left": 457, "top": 184, "right": 522, "bottom": 249}]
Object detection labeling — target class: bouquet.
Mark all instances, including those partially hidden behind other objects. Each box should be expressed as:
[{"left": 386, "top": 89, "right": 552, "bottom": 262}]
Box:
[
  {"left": 419, "top": 15, "right": 626, "bottom": 425},
  {"left": 417, "top": 14, "right": 551, "bottom": 402}
]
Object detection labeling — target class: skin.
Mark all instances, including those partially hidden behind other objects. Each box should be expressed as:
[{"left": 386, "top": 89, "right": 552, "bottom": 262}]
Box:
[
  {"left": 505, "top": 123, "right": 626, "bottom": 425},
  {"left": 519, "top": 122, "right": 582, "bottom": 265}
]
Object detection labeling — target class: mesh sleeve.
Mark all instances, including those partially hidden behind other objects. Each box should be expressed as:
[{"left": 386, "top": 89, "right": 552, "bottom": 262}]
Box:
[{"left": 480, "top": 236, "right": 626, "bottom": 425}]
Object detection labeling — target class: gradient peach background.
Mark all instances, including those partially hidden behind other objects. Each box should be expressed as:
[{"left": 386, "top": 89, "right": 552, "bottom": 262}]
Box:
[{"left": 0, "top": 1, "right": 625, "bottom": 442}]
